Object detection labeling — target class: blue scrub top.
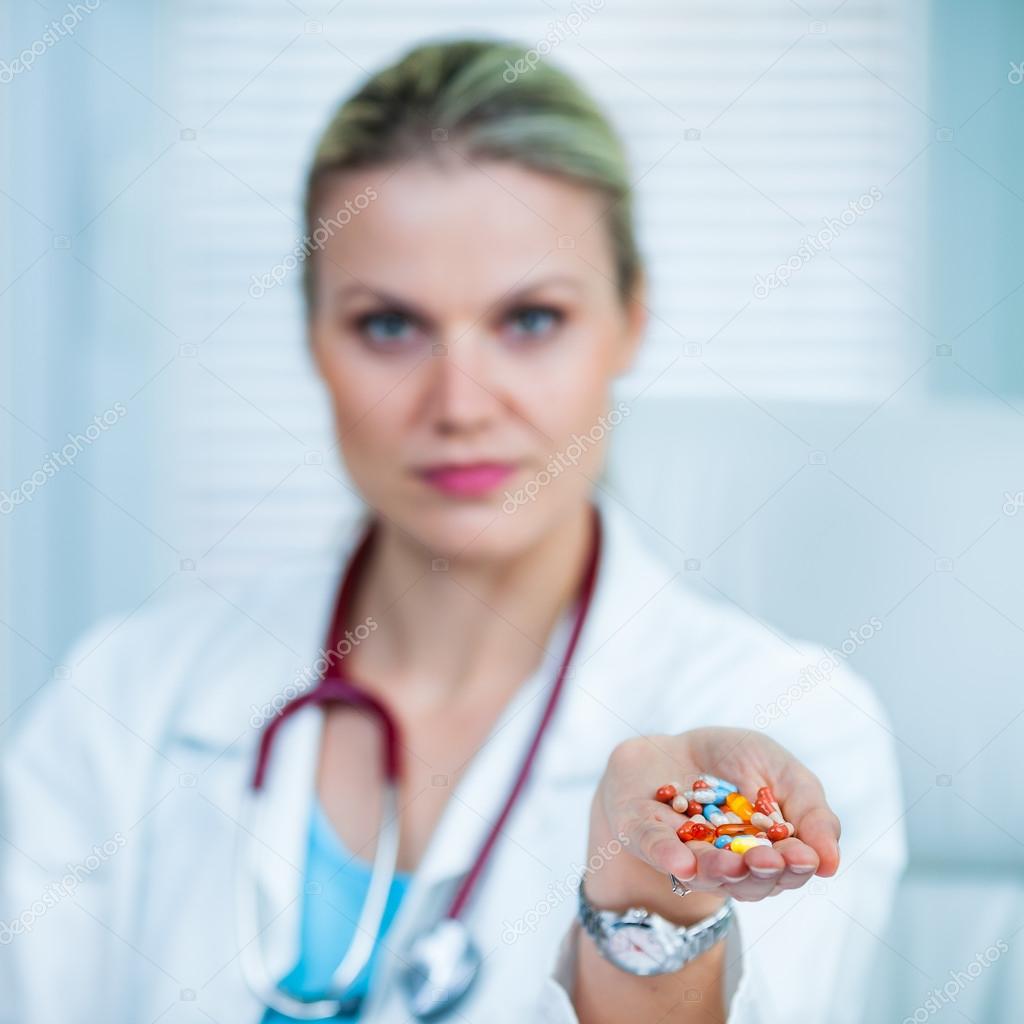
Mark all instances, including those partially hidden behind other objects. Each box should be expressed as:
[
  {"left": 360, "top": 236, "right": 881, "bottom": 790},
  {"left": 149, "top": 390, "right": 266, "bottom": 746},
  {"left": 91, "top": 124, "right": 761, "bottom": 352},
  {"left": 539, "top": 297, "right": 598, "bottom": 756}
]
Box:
[{"left": 262, "top": 798, "right": 412, "bottom": 1021}]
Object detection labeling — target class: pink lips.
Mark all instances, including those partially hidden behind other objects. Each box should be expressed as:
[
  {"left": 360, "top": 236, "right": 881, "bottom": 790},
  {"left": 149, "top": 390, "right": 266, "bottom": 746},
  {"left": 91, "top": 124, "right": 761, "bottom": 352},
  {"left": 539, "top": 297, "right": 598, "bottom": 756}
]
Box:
[{"left": 419, "top": 462, "right": 516, "bottom": 498}]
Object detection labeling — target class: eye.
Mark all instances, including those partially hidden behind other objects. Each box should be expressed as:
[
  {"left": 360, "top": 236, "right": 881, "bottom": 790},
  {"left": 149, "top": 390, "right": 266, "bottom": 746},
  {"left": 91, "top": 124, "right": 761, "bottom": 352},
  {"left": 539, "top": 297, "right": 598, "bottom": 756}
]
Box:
[
  {"left": 503, "top": 305, "right": 563, "bottom": 341},
  {"left": 355, "top": 310, "right": 420, "bottom": 347}
]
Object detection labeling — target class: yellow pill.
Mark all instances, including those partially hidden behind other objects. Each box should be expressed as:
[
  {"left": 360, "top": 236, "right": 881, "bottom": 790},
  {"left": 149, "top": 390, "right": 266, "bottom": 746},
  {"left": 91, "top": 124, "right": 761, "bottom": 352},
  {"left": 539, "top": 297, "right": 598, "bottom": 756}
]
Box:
[
  {"left": 725, "top": 792, "right": 754, "bottom": 822},
  {"left": 729, "top": 835, "right": 771, "bottom": 854},
  {"left": 728, "top": 836, "right": 760, "bottom": 854}
]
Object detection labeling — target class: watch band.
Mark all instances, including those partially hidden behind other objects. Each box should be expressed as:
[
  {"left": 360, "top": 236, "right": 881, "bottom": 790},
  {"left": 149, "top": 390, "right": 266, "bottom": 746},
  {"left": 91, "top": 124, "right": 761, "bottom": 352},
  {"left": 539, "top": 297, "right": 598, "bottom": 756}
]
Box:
[{"left": 577, "top": 871, "right": 734, "bottom": 975}]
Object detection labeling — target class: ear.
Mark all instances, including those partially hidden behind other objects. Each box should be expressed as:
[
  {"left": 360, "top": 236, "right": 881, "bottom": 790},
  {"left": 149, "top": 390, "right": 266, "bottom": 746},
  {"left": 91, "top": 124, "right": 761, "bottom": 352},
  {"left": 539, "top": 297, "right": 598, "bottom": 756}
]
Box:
[{"left": 612, "top": 271, "right": 648, "bottom": 377}]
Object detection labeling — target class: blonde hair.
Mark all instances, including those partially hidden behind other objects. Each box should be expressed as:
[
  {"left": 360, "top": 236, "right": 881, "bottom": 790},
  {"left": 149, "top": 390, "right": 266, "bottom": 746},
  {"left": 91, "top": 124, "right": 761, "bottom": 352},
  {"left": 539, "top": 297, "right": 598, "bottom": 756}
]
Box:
[{"left": 301, "top": 37, "right": 641, "bottom": 316}]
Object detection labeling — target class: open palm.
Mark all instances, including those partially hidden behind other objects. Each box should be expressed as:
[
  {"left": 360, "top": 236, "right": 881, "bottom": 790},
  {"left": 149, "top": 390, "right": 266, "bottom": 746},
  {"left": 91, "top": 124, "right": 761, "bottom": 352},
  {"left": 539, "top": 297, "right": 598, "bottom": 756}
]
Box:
[{"left": 595, "top": 726, "right": 842, "bottom": 902}]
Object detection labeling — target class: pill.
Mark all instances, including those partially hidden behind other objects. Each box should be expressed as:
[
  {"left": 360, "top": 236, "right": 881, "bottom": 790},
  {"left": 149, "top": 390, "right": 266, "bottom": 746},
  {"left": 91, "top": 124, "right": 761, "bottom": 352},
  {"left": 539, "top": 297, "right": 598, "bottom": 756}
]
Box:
[
  {"left": 714, "top": 835, "right": 733, "bottom": 849},
  {"left": 698, "top": 774, "right": 739, "bottom": 793},
  {"left": 678, "top": 821, "right": 715, "bottom": 842},
  {"left": 706, "top": 806, "right": 728, "bottom": 826},
  {"left": 729, "top": 835, "right": 772, "bottom": 853},
  {"left": 715, "top": 823, "right": 760, "bottom": 837},
  {"left": 693, "top": 790, "right": 721, "bottom": 803},
  {"left": 725, "top": 792, "right": 754, "bottom": 821},
  {"left": 660, "top": 779, "right": 800, "bottom": 847}
]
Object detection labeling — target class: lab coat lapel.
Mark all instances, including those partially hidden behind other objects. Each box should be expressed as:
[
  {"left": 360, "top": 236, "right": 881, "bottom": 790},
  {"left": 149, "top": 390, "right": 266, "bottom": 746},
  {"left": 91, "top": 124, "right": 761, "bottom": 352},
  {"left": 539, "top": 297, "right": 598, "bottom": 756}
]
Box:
[
  {"left": 242, "top": 702, "right": 323, "bottom": 983},
  {"left": 166, "top": 535, "right": 360, "bottom": 994}
]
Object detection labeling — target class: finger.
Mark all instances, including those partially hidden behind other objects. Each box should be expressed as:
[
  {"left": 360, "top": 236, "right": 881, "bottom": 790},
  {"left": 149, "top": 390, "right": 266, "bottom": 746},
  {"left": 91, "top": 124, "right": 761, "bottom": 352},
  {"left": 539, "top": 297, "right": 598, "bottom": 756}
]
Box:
[
  {"left": 770, "top": 836, "right": 819, "bottom": 875},
  {"left": 793, "top": 806, "right": 841, "bottom": 876},
  {"left": 759, "top": 838, "right": 819, "bottom": 893},
  {"left": 723, "top": 871, "right": 782, "bottom": 902},
  {"left": 632, "top": 812, "right": 699, "bottom": 881},
  {"left": 775, "top": 763, "right": 842, "bottom": 876},
  {"left": 685, "top": 841, "right": 750, "bottom": 889}
]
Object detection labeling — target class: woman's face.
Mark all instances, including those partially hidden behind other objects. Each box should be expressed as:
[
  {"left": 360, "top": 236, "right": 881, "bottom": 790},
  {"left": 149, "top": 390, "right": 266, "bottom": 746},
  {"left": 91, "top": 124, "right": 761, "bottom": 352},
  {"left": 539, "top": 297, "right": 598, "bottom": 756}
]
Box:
[{"left": 309, "top": 156, "right": 646, "bottom": 560}]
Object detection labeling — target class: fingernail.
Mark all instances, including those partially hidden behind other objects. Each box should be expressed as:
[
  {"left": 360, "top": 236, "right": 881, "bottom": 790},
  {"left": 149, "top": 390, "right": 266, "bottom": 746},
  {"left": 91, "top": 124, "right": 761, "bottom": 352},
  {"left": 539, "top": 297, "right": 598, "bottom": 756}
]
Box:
[
  {"left": 724, "top": 872, "right": 749, "bottom": 883},
  {"left": 748, "top": 866, "right": 778, "bottom": 879},
  {"left": 789, "top": 865, "right": 815, "bottom": 874}
]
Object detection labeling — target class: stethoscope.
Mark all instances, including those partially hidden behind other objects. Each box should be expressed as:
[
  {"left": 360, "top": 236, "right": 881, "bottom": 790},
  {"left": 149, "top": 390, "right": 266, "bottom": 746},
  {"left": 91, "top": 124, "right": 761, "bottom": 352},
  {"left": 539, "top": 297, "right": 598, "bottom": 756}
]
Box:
[{"left": 236, "top": 504, "right": 603, "bottom": 1020}]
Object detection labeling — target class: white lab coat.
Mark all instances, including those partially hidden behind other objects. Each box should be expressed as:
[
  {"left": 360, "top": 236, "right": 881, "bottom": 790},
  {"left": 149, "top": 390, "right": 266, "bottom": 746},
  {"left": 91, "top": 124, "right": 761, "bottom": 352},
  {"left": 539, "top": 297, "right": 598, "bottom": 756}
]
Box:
[{"left": 0, "top": 496, "right": 906, "bottom": 1023}]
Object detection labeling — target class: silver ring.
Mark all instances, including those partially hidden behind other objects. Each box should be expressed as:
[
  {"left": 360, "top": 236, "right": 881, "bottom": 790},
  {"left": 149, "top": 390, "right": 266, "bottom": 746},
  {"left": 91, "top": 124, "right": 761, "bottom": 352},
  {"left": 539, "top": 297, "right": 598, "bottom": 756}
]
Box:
[{"left": 669, "top": 873, "right": 692, "bottom": 897}]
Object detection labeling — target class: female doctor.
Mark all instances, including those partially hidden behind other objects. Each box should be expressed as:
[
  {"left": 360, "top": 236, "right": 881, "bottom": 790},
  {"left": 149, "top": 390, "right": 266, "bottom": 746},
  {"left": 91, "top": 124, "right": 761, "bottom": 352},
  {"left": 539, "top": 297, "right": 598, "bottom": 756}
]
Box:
[{"left": 0, "top": 38, "right": 906, "bottom": 1024}]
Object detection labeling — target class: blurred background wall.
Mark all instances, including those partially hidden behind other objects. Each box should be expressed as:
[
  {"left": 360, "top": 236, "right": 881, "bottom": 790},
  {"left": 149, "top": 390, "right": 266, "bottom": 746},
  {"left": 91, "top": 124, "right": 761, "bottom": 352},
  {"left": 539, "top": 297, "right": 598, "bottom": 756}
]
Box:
[{"left": 1, "top": 1, "right": 1022, "bottom": 1019}]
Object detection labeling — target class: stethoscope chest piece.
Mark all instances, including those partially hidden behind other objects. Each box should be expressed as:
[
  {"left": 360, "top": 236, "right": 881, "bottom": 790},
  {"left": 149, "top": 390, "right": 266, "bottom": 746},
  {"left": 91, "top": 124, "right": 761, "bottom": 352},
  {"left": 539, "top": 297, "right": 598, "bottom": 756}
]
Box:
[{"left": 400, "top": 917, "right": 482, "bottom": 1019}]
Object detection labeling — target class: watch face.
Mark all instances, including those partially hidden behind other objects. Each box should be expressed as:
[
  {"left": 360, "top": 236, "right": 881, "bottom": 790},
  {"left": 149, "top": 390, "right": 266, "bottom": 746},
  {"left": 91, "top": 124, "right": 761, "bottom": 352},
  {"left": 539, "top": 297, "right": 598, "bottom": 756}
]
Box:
[{"left": 604, "top": 921, "right": 677, "bottom": 975}]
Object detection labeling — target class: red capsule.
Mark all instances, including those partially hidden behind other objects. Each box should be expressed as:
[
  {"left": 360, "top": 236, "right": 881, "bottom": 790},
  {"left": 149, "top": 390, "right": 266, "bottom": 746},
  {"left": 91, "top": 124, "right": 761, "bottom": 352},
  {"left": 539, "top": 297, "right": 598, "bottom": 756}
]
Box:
[
  {"left": 767, "top": 823, "right": 790, "bottom": 842},
  {"left": 692, "top": 778, "right": 711, "bottom": 790},
  {"left": 654, "top": 784, "right": 677, "bottom": 804},
  {"left": 686, "top": 799, "right": 704, "bottom": 817},
  {"left": 755, "top": 786, "right": 781, "bottom": 816}
]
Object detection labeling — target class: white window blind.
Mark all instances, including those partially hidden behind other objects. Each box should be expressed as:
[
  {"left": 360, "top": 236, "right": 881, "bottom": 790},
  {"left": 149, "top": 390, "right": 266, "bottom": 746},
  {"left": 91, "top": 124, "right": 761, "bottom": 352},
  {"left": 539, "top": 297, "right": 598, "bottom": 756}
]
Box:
[{"left": 163, "top": 0, "right": 928, "bottom": 579}]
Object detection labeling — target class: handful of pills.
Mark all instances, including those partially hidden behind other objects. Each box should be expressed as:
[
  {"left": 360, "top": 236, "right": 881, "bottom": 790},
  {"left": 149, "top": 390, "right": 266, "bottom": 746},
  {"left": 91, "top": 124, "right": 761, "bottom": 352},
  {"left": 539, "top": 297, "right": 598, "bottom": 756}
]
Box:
[{"left": 653, "top": 774, "right": 796, "bottom": 854}]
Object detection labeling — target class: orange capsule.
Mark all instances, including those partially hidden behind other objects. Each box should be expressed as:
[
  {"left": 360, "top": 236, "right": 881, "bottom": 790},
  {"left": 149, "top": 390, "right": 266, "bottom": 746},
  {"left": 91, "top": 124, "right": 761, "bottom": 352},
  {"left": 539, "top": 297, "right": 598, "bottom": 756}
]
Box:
[
  {"left": 725, "top": 792, "right": 754, "bottom": 822},
  {"left": 689, "top": 823, "right": 715, "bottom": 842},
  {"left": 654, "top": 784, "right": 677, "bottom": 804},
  {"left": 714, "top": 823, "right": 760, "bottom": 837}
]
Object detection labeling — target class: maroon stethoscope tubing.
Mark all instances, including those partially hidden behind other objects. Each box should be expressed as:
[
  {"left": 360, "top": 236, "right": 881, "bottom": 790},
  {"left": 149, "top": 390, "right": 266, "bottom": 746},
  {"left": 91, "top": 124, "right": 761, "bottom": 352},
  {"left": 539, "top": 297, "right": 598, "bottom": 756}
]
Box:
[{"left": 250, "top": 504, "right": 602, "bottom": 923}]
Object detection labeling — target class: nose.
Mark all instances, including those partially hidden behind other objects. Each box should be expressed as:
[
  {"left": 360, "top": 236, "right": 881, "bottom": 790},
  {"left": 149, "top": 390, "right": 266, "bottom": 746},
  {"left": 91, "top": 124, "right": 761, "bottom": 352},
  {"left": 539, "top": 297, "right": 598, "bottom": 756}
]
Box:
[{"left": 426, "top": 337, "right": 502, "bottom": 436}]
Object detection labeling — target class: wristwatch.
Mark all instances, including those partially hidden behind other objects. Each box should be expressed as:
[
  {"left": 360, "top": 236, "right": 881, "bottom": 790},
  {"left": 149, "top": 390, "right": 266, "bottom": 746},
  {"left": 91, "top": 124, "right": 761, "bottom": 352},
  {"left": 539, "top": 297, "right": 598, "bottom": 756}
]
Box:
[{"left": 577, "top": 871, "right": 734, "bottom": 976}]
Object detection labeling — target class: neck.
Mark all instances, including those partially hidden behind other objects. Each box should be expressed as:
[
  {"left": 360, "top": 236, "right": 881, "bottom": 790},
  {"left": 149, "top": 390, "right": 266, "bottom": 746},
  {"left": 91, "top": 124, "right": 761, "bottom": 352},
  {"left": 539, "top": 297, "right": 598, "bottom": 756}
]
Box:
[{"left": 347, "top": 502, "right": 596, "bottom": 710}]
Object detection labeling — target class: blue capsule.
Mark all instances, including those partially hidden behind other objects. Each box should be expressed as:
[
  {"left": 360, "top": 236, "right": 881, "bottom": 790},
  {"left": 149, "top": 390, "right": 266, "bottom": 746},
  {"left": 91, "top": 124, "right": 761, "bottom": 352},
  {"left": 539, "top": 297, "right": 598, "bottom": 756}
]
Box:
[
  {"left": 698, "top": 774, "right": 739, "bottom": 794},
  {"left": 714, "top": 835, "right": 733, "bottom": 849}
]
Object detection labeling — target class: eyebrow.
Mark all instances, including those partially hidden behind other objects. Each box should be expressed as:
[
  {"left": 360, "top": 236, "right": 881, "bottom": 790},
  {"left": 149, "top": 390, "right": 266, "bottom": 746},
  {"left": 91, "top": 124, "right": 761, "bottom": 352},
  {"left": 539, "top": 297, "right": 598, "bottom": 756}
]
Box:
[{"left": 330, "top": 274, "right": 584, "bottom": 317}]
